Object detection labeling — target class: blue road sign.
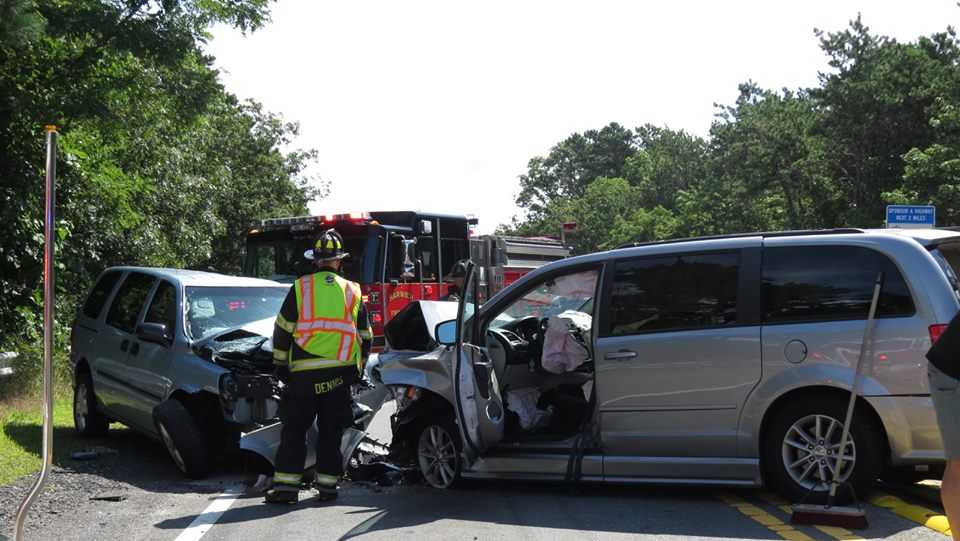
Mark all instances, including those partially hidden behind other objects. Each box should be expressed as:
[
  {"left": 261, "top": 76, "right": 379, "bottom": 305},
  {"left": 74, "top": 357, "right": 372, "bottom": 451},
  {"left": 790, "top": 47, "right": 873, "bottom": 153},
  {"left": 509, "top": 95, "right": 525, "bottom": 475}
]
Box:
[{"left": 886, "top": 205, "right": 936, "bottom": 229}]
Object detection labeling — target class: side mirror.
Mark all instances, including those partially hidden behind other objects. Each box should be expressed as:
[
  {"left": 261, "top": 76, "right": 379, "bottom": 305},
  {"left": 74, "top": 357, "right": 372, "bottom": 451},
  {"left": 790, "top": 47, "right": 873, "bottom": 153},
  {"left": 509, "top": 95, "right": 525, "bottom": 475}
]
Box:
[
  {"left": 137, "top": 322, "right": 172, "bottom": 346},
  {"left": 434, "top": 319, "right": 457, "bottom": 346}
]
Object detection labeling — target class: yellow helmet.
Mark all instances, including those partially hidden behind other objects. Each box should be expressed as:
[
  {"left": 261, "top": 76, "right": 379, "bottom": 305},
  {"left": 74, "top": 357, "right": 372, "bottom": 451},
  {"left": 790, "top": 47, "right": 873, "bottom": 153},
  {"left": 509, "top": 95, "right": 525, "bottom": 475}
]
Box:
[{"left": 304, "top": 229, "right": 349, "bottom": 262}]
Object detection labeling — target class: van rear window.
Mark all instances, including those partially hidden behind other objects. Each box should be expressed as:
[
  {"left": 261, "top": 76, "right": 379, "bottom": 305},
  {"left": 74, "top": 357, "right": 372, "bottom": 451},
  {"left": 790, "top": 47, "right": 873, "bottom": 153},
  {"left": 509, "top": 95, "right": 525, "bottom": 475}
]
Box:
[
  {"left": 763, "top": 246, "right": 915, "bottom": 324},
  {"left": 932, "top": 243, "right": 960, "bottom": 293},
  {"left": 82, "top": 271, "right": 122, "bottom": 319}
]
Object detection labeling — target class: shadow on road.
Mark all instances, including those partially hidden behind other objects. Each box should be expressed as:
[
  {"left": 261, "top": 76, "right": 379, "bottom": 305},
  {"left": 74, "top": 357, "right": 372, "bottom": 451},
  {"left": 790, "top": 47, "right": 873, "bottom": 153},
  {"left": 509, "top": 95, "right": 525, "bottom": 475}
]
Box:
[{"left": 152, "top": 480, "right": 933, "bottom": 540}]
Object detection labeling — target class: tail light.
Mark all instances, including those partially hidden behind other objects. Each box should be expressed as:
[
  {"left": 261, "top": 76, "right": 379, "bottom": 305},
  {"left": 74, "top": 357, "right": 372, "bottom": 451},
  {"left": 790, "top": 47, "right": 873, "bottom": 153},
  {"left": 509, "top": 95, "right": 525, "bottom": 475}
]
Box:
[{"left": 930, "top": 324, "right": 949, "bottom": 344}]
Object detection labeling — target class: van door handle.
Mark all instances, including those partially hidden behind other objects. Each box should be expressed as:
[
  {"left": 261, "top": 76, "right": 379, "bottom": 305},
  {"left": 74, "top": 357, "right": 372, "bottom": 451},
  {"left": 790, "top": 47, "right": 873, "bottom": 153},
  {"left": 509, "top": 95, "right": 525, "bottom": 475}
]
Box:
[
  {"left": 120, "top": 340, "right": 129, "bottom": 352},
  {"left": 130, "top": 342, "right": 140, "bottom": 356},
  {"left": 604, "top": 350, "right": 637, "bottom": 360}
]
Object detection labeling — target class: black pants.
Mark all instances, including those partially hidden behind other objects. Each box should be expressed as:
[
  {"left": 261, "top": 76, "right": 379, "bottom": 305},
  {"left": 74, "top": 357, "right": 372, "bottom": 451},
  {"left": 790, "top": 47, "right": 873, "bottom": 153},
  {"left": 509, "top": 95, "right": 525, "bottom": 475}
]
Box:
[{"left": 274, "top": 369, "right": 353, "bottom": 488}]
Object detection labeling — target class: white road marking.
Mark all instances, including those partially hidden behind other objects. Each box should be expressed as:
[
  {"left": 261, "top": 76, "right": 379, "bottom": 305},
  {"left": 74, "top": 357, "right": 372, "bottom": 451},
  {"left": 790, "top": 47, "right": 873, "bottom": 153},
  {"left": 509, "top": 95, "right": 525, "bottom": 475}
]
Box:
[{"left": 173, "top": 484, "right": 245, "bottom": 541}]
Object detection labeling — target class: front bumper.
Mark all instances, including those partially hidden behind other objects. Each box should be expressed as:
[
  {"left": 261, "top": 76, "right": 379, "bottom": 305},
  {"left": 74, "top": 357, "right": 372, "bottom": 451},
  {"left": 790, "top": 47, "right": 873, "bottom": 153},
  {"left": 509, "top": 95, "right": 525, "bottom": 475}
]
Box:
[{"left": 866, "top": 395, "right": 944, "bottom": 465}]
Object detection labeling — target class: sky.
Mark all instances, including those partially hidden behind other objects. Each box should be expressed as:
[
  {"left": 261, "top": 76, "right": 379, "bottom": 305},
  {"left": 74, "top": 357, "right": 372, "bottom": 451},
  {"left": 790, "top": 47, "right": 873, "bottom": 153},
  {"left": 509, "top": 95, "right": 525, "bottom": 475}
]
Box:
[{"left": 207, "top": 0, "right": 959, "bottom": 234}]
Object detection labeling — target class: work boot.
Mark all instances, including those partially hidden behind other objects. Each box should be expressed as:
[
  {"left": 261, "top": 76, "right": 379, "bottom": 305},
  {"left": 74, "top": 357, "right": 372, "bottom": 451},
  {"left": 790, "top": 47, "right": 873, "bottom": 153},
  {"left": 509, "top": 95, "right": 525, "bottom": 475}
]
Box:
[
  {"left": 312, "top": 472, "right": 340, "bottom": 501},
  {"left": 314, "top": 485, "right": 338, "bottom": 502},
  {"left": 264, "top": 487, "right": 299, "bottom": 504}
]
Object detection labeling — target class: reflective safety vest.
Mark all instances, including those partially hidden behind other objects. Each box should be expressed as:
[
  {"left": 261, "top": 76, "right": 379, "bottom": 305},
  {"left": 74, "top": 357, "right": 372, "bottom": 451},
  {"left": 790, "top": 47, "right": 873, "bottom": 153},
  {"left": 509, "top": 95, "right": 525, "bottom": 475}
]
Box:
[{"left": 286, "top": 271, "right": 362, "bottom": 372}]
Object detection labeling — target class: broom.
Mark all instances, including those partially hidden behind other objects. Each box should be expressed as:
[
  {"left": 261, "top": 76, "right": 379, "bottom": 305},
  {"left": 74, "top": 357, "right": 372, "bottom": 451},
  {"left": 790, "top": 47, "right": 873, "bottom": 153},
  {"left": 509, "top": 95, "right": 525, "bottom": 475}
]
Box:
[{"left": 790, "top": 271, "right": 884, "bottom": 530}]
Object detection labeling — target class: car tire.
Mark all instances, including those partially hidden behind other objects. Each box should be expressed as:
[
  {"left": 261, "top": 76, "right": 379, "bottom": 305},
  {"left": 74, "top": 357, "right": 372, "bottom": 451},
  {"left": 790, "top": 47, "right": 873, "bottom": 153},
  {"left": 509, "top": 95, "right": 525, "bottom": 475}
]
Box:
[
  {"left": 73, "top": 370, "right": 109, "bottom": 437},
  {"left": 763, "top": 394, "right": 884, "bottom": 504},
  {"left": 416, "top": 417, "right": 463, "bottom": 489},
  {"left": 154, "top": 399, "right": 211, "bottom": 479}
]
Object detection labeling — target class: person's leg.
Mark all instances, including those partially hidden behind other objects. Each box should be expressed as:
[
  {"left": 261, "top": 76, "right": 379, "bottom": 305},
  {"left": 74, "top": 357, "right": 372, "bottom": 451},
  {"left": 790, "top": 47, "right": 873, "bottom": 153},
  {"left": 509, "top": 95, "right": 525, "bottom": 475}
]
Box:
[
  {"left": 942, "top": 459, "right": 960, "bottom": 536},
  {"left": 313, "top": 377, "right": 351, "bottom": 500},
  {"left": 266, "top": 377, "right": 316, "bottom": 503},
  {"left": 929, "top": 364, "right": 960, "bottom": 536}
]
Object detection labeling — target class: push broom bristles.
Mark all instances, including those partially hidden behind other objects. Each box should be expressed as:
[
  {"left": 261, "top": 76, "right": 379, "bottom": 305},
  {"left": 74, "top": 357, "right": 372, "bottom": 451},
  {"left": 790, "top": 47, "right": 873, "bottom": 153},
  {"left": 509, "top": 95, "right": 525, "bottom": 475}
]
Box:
[{"left": 790, "top": 503, "right": 868, "bottom": 530}]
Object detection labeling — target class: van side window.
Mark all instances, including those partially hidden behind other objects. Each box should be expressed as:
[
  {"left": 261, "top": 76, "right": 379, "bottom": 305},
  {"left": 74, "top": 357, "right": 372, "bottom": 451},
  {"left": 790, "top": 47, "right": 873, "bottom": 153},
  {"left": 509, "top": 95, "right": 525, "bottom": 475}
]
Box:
[
  {"left": 82, "top": 271, "right": 122, "bottom": 319},
  {"left": 106, "top": 273, "right": 157, "bottom": 333},
  {"left": 608, "top": 252, "right": 740, "bottom": 336},
  {"left": 763, "top": 246, "right": 915, "bottom": 324},
  {"left": 144, "top": 281, "right": 177, "bottom": 332}
]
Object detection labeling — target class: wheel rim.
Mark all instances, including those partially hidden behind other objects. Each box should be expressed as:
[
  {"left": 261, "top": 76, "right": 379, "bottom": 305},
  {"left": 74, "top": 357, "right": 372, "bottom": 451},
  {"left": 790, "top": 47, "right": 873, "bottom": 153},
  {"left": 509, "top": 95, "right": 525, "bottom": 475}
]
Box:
[
  {"left": 782, "top": 414, "right": 856, "bottom": 491},
  {"left": 158, "top": 421, "right": 187, "bottom": 473},
  {"left": 74, "top": 383, "right": 88, "bottom": 432},
  {"left": 418, "top": 425, "right": 458, "bottom": 489}
]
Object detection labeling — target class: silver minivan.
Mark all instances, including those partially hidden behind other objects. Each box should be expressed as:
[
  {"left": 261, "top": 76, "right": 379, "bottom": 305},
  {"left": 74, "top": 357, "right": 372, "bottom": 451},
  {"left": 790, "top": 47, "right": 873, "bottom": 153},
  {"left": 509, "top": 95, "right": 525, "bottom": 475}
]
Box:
[
  {"left": 70, "top": 267, "right": 289, "bottom": 478},
  {"left": 373, "top": 228, "right": 960, "bottom": 501}
]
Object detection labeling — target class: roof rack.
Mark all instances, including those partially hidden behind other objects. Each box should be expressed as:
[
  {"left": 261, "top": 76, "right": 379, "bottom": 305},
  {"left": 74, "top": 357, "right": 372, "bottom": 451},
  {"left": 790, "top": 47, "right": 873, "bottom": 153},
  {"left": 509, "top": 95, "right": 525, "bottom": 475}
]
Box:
[{"left": 615, "top": 228, "right": 865, "bottom": 250}]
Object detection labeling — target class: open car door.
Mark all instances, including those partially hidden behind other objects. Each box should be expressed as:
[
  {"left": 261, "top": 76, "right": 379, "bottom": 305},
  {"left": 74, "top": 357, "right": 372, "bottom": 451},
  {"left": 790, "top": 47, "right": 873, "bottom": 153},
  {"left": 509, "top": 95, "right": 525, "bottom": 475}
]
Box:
[{"left": 453, "top": 261, "right": 505, "bottom": 461}]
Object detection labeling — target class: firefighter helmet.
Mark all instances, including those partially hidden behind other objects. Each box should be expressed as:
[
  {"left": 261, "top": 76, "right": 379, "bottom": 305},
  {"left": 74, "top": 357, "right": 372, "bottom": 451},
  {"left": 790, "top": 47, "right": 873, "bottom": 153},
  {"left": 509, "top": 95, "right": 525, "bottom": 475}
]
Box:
[{"left": 304, "top": 229, "right": 349, "bottom": 262}]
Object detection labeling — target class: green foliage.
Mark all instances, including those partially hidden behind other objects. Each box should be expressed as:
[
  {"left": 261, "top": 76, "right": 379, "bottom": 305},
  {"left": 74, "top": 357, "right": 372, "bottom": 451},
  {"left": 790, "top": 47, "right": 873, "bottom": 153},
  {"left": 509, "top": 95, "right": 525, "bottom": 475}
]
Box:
[
  {"left": 507, "top": 17, "right": 960, "bottom": 253},
  {"left": 0, "top": 0, "right": 319, "bottom": 372}
]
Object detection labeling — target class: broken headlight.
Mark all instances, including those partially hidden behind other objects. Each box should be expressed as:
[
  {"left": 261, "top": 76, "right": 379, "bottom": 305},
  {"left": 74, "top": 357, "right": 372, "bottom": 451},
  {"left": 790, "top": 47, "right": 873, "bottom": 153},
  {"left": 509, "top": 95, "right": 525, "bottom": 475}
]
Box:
[
  {"left": 219, "top": 373, "right": 239, "bottom": 402},
  {"left": 390, "top": 385, "right": 421, "bottom": 411}
]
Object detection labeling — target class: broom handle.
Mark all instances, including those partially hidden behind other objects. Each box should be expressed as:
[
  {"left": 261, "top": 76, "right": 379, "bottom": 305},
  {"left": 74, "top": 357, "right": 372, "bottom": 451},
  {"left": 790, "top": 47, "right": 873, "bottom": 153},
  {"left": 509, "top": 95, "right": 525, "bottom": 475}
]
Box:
[{"left": 829, "top": 271, "right": 884, "bottom": 501}]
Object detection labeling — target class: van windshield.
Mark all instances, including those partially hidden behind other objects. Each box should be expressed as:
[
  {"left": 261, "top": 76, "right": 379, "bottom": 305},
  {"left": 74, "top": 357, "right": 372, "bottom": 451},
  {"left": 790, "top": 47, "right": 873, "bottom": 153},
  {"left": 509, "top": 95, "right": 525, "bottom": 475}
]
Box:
[{"left": 185, "top": 286, "right": 288, "bottom": 341}]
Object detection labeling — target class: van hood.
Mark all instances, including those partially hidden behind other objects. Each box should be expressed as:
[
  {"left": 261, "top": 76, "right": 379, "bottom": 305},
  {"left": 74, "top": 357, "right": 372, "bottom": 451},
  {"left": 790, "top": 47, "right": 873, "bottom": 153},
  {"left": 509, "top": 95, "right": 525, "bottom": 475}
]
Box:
[
  {"left": 371, "top": 301, "right": 459, "bottom": 402},
  {"left": 193, "top": 317, "right": 276, "bottom": 374}
]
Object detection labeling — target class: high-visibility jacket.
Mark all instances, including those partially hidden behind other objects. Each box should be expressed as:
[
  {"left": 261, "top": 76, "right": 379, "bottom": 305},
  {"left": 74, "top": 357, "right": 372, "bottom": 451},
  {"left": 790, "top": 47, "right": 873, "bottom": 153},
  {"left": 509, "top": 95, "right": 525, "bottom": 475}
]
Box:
[{"left": 272, "top": 270, "right": 372, "bottom": 373}]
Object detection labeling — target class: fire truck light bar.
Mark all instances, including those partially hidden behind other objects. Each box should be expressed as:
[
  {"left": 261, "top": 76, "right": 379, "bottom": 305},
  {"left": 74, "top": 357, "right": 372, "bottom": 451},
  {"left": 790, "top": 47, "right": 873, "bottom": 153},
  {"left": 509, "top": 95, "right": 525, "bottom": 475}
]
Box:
[
  {"left": 260, "top": 215, "right": 320, "bottom": 227},
  {"left": 260, "top": 212, "right": 372, "bottom": 228}
]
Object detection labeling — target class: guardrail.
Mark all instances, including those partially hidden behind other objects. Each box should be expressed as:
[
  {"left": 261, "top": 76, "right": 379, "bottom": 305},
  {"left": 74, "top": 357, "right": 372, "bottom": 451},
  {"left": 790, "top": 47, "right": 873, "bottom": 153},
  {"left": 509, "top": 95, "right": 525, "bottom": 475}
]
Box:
[{"left": 0, "top": 352, "right": 17, "bottom": 378}]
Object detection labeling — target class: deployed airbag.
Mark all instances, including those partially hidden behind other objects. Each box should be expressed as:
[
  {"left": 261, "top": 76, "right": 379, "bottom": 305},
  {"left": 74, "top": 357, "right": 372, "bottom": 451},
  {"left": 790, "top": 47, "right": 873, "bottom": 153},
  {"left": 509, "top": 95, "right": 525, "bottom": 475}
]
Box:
[{"left": 541, "top": 310, "right": 591, "bottom": 374}]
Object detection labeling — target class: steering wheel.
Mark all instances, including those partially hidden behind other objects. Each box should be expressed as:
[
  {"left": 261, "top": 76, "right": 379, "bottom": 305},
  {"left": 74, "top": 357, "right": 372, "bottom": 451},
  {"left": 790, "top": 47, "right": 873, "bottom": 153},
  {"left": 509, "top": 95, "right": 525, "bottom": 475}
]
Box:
[
  {"left": 504, "top": 315, "right": 540, "bottom": 342},
  {"left": 486, "top": 327, "right": 529, "bottom": 366}
]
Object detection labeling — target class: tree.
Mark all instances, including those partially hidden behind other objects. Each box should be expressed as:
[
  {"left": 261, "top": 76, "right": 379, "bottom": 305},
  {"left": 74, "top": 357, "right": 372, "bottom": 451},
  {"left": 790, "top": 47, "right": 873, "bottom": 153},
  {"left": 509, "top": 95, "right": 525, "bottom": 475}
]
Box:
[
  {"left": 515, "top": 122, "right": 636, "bottom": 222},
  {"left": 0, "top": 0, "right": 319, "bottom": 347},
  {"left": 709, "top": 83, "right": 840, "bottom": 230},
  {"left": 624, "top": 125, "right": 709, "bottom": 211},
  {"left": 813, "top": 17, "right": 960, "bottom": 226}
]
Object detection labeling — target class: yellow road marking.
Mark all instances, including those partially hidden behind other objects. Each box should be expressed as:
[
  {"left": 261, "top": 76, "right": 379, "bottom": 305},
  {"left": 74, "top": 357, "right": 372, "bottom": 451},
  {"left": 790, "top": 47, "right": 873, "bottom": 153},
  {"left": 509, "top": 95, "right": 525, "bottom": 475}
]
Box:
[
  {"left": 757, "top": 492, "right": 865, "bottom": 541},
  {"left": 718, "top": 493, "right": 818, "bottom": 541},
  {"left": 870, "top": 492, "right": 952, "bottom": 536}
]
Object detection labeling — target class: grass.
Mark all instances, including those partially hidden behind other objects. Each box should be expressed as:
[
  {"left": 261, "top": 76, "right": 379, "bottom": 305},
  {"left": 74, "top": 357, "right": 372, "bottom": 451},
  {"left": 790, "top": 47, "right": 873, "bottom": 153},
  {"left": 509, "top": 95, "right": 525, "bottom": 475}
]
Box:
[{"left": 0, "top": 392, "right": 82, "bottom": 486}]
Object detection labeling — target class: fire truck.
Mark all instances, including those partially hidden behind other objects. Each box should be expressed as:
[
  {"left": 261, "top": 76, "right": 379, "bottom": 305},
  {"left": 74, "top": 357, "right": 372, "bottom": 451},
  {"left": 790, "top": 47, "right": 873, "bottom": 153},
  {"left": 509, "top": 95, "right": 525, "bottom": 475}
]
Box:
[
  {"left": 242, "top": 211, "right": 570, "bottom": 349},
  {"left": 469, "top": 235, "right": 570, "bottom": 302},
  {"left": 242, "top": 211, "right": 473, "bottom": 349}
]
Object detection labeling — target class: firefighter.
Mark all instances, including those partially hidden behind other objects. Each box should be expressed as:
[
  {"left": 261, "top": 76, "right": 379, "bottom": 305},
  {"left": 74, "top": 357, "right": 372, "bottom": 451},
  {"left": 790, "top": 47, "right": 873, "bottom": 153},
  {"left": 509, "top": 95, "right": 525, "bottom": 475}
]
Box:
[
  {"left": 442, "top": 260, "right": 468, "bottom": 301},
  {"left": 265, "top": 229, "right": 373, "bottom": 504}
]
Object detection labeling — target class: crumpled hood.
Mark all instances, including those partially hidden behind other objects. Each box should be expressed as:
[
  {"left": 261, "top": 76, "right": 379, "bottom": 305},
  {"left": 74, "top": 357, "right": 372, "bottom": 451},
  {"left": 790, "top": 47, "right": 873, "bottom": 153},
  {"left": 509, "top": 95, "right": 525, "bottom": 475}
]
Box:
[
  {"left": 371, "top": 301, "right": 458, "bottom": 401},
  {"left": 383, "top": 300, "right": 458, "bottom": 351},
  {"left": 194, "top": 317, "right": 276, "bottom": 373}
]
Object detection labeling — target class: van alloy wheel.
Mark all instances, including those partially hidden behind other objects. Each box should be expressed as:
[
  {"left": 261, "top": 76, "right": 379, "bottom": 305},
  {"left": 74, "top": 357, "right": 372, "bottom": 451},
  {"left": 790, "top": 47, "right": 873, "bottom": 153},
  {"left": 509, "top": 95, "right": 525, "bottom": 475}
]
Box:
[
  {"left": 158, "top": 421, "right": 187, "bottom": 473},
  {"left": 781, "top": 413, "right": 855, "bottom": 491},
  {"left": 418, "top": 424, "right": 459, "bottom": 489}
]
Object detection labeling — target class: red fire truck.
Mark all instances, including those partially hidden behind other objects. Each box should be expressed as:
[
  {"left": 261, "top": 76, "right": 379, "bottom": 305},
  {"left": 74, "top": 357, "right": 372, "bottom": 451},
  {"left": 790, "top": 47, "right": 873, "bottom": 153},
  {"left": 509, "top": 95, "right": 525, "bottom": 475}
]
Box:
[{"left": 242, "top": 211, "right": 473, "bottom": 349}]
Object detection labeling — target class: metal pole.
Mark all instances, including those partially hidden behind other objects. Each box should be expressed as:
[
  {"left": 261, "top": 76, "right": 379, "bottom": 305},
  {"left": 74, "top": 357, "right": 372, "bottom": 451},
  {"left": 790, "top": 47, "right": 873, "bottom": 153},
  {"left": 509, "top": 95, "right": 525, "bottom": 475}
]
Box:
[
  {"left": 828, "top": 271, "right": 883, "bottom": 505},
  {"left": 14, "top": 125, "right": 58, "bottom": 541}
]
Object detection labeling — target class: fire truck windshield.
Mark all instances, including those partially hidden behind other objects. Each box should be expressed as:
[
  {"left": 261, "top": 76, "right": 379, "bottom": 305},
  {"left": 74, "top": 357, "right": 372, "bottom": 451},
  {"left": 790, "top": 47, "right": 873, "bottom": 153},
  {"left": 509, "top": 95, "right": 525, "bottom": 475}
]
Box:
[{"left": 245, "top": 234, "right": 372, "bottom": 283}]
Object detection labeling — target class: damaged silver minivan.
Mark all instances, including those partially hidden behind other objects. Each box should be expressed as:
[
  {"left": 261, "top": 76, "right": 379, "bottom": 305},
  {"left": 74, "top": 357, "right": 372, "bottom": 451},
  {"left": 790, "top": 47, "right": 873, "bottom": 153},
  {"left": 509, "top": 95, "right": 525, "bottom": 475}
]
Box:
[{"left": 373, "top": 229, "right": 958, "bottom": 502}]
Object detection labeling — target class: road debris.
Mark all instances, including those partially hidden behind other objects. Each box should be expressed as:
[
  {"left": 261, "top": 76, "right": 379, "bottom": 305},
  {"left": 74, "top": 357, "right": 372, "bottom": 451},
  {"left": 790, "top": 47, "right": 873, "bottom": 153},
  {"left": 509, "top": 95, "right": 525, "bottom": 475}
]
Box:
[
  {"left": 70, "top": 447, "right": 119, "bottom": 461},
  {"left": 89, "top": 495, "right": 126, "bottom": 502}
]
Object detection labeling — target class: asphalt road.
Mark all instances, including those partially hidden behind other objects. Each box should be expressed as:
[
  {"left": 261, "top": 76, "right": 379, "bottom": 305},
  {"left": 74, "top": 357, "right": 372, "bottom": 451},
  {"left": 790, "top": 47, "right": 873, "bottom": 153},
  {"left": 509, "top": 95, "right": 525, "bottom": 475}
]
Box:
[{"left": 2, "top": 403, "right": 951, "bottom": 541}]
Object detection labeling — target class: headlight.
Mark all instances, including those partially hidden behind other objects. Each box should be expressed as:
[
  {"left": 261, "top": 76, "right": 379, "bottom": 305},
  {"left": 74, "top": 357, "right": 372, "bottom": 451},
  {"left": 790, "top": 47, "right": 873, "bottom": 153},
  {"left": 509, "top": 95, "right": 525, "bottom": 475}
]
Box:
[
  {"left": 390, "top": 385, "right": 421, "bottom": 411},
  {"left": 219, "top": 373, "right": 239, "bottom": 402}
]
